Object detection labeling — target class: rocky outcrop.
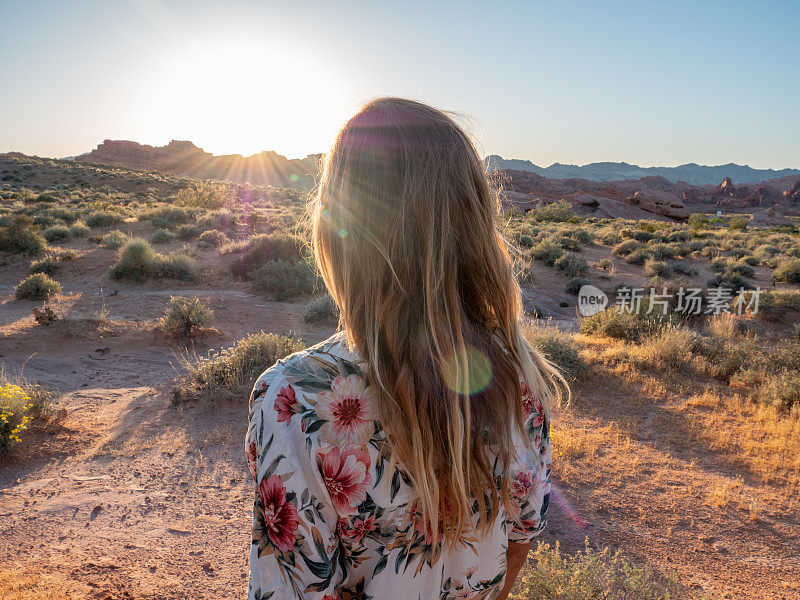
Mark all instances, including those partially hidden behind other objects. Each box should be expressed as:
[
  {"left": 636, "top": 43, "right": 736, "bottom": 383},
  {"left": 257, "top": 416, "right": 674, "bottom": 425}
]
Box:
[
  {"left": 750, "top": 207, "right": 794, "bottom": 228},
  {"left": 783, "top": 179, "right": 800, "bottom": 202},
  {"left": 76, "top": 140, "right": 319, "bottom": 188},
  {"left": 628, "top": 189, "right": 690, "bottom": 220}
]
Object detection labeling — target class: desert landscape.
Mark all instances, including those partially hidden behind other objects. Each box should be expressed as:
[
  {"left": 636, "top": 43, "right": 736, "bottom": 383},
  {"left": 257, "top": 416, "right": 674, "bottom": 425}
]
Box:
[{"left": 1, "top": 149, "right": 799, "bottom": 600}]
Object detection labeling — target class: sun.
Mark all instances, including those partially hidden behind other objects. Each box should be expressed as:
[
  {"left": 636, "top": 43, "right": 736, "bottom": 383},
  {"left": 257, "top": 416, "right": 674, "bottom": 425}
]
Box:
[{"left": 142, "top": 36, "right": 350, "bottom": 158}]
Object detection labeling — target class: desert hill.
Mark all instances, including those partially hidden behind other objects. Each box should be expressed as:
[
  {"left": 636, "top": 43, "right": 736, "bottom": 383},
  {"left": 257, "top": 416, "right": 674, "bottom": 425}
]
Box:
[
  {"left": 75, "top": 140, "right": 320, "bottom": 188},
  {"left": 501, "top": 169, "right": 800, "bottom": 222},
  {"left": 486, "top": 155, "right": 800, "bottom": 185}
]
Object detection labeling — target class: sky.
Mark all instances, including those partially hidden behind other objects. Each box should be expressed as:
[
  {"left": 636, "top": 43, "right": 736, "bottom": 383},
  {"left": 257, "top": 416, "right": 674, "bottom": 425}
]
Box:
[{"left": 1, "top": 0, "right": 798, "bottom": 168}]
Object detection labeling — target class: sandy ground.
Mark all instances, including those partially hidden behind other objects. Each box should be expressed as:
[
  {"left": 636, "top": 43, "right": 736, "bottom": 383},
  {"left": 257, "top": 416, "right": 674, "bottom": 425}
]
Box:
[{"left": 1, "top": 234, "right": 799, "bottom": 599}]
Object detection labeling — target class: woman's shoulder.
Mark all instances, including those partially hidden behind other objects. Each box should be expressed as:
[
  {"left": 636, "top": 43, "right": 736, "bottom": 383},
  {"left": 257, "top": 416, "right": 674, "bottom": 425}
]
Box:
[{"left": 248, "top": 330, "right": 372, "bottom": 442}]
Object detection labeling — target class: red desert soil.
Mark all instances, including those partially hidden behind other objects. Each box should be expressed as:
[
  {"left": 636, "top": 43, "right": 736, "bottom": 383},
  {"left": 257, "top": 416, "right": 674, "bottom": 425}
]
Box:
[{"left": 1, "top": 243, "right": 798, "bottom": 599}]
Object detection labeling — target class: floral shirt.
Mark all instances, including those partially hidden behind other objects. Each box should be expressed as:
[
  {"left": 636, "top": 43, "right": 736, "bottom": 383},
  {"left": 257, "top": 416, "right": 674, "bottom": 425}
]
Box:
[{"left": 245, "top": 332, "right": 551, "bottom": 600}]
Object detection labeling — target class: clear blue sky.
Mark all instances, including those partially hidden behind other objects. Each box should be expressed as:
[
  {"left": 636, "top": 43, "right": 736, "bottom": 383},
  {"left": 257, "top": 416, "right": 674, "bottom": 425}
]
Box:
[{"left": 1, "top": 0, "right": 798, "bottom": 168}]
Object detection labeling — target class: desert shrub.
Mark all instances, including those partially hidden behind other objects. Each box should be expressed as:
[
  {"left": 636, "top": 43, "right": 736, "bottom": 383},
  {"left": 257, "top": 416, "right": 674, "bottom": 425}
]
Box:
[
  {"left": 644, "top": 258, "right": 672, "bottom": 278},
  {"left": 231, "top": 233, "right": 305, "bottom": 279},
  {"left": 513, "top": 540, "right": 682, "bottom": 600},
  {"left": 43, "top": 225, "right": 72, "bottom": 242},
  {"left": 110, "top": 238, "right": 197, "bottom": 282},
  {"left": 176, "top": 180, "right": 234, "bottom": 209},
  {"left": 101, "top": 230, "right": 129, "bottom": 249},
  {"left": 29, "top": 255, "right": 59, "bottom": 275},
  {"left": 666, "top": 230, "right": 690, "bottom": 242},
  {"left": 85, "top": 210, "right": 124, "bottom": 227},
  {"left": 688, "top": 213, "right": 709, "bottom": 230},
  {"left": 580, "top": 310, "right": 642, "bottom": 342},
  {"left": 774, "top": 258, "right": 800, "bottom": 283},
  {"left": 531, "top": 240, "right": 564, "bottom": 266},
  {"left": 553, "top": 234, "right": 582, "bottom": 252},
  {"left": 533, "top": 199, "right": 578, "bottom": 223},
  {"left": 197, "top": 229, "right": 230, "bottom": 249},
  {"left": 160, "top": 296, "right": 214, "bottom": 338},
  {"left": 155, "top": 250, "right": 197, "bottom": 281},
  {"left": 648, "top": 243, "right": 676, "bottom": 260},
  {"left": 186, "top": 332, "right": 305, "bottom": 394},
  {"left": 599, "top": 231, "right": 620, "bottom": 245},
  {"left": 670, "top": 260, "right": 697, "bottom": 277},
  {"left": 197, "top": 208, "right": 237, "bottom": 234},
  {"left": 554, "top": 252, "right": 588, "bottom": 278},
  {"left": 35, "top": 193, "right": 58, "bottom": 203},
  {"left": 0, "top": 215, "right": 47, "bottom": 256},
  {"left": 611, "top": 240, "right": 641, "bottom": 257},
  {"left": 728, "top": 259, "right": 755, "bottom": 279},
  {"left": 250, "top": 259, "right": 318, "bottom": 300},
  {"left": 69, "top": 221, "right": 90, "bottom": 238},
  {"left": 150, "top": 228, "right": 174, "bottom": 244},
  {"left": 620, "top": 326, "right": 699, "bottom": 373},
  {"left": 570, "top": 228, "right": 593, "bottom": 245},
  {"left": 565, "top": 277, "right": 590, "bottom": 295},
  {"left": 625, "top": 248, "right": 651, "bottom": 265},
  {"left": 147, "top": 206, "right": 192, "bottom": 229},
  {"left": 303, "top": 295, "right": 338, "bottom": 323},
  {"left": 177, "top": 224, "right": 200, "bottom": 240},
  {"left": 631, "top": 230, "right": 655, "bottom": 243},
  {"left": 728, "top": 215, "right": 750, "bottom": 231},
  {"left": 515, "top": 233, "right": 535, "bottom": 248},
  {"left": 14, "top": 273, "right": 62, "bottom": 300},
  {"left": 524, "top": 322, "right": 585, "bottom": 379}
]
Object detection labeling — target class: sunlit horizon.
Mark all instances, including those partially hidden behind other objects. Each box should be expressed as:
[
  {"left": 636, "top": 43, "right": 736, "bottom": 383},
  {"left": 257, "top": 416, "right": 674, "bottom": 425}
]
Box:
[{"left": 2, "top": 1, "right": 799, "bottom": 169}]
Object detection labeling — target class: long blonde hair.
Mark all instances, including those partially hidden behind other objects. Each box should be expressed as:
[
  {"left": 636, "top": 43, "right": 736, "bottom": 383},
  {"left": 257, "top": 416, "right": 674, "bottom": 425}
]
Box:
[{"left": 311, "top": 98, "right": 563, "bottom": 543}]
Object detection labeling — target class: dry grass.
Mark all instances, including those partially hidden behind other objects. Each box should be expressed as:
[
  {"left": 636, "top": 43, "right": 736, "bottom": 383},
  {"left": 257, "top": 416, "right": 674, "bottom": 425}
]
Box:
[
  {"left": 686, "top": 390, "right": 800, "bottom": 497},
  {"left": 0, "top": 570, "right": 75, "bottom": 600}
]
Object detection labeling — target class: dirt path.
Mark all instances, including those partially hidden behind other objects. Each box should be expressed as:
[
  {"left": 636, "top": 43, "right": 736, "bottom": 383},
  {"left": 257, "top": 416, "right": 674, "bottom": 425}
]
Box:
[{"left": 2, "top": 241, "right": 799, "bottom": 599}]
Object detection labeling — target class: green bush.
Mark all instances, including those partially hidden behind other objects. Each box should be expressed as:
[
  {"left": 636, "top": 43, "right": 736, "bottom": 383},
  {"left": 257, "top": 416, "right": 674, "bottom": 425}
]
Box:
[
  {"left": 29, "top": 255, "right": 59, "bottom": 275},
  {"left": 110, "top": 238, "right": 197, "bottom": 282},
  {"left": 160, "top": 296, "right": 213, "bottom": 338},
  {"left": 177, "top": 224, "right": 200, "bottom": 240},
  {"left": 611, "top": 240, "right": 641, "bottom": 257},
  {"left": 0, "top": 215, "right": 47, "bottom": 256},
  {"left": 524, "top": 323, "right": 585, "bottom": 379},
  {"left": 566, "top": 277, "right": 591, "bottom": 295},
  {"left": 101, "top": 230, "right": 129, "bottom": 249},
  {"left": 85, "top": 210, "right": 124, "bottom": 227},
  {"left": 514, "top": 540, "right": 682, "bottom": 600},
  {"left": 554, "top": 252, "right": 588, "bottom": 278},
  {"left": 150, "top": 228, "right": 174, "bottom": 244},
  {"left": 728, "top": 215, "right": 750, "bottom": 231},
  {"left": 533, "top": 199, "right": 578, "bottom": 223},
  {"left": 250, "top": 259, "right": 318, "bottom": 300},
  {"left": 43, "top": 225, "right": 72, "bottom": 243},
  {"left": 531, "top": 240, "right": 565, "bottom": 267},
  {"left": 231, "top": 233, "right": 305, "bottom": 279},
  {"left": 625, "top": 248, "right": 651, "bottom": 265},
  {"left": 147, "top": 206, "right": 192, "bottom": 229},
  {"left": 580, "top": 309, "right": 642, "bottom": 342},
  {"left": 644, "top": 258, "right": 672, "bottom": 278},
  {"left": 197, "top": 229, "right": 230, "bottom": 249},
  {"left": 69, "top": 221, "right": 90, "bottom": 238},
  {"left": 774, "top": 258, "right": 800, "bottom": 283},
  {"left": 186, "top": 332, "right": 305, "bottom": 394},
  {"left": 14, "top": 273, "right": 62, "bottom": 300},
  {"left": 303, "top": 295, "right": 338, "bottom": 323}
]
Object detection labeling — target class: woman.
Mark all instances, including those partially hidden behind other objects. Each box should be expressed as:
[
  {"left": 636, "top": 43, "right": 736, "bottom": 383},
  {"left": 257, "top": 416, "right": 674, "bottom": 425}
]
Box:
[{"left": 245, "top": 98, "right": 562, "bottom": 600}]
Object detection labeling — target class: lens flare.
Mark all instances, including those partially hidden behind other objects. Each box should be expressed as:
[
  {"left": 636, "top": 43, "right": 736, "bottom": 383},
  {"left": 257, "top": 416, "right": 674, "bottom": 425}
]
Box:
[
  {"left": 442, "top": 344, "right": 492, "bottom": 395},
  {"left": 337, "top": 228, "right": 348, "bottom": 238}
]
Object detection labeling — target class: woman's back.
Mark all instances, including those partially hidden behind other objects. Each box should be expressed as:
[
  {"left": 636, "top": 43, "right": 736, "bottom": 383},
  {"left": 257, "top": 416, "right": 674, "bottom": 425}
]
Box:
[{"left": 245, "top": 332, "right": 551, "bottom": 600}]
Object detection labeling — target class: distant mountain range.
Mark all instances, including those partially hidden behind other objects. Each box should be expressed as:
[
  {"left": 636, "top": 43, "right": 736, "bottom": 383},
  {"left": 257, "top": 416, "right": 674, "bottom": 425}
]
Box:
[
  {"left": 73, "top": 140, "right": 800, "bottom": 191},
  {"left": 75, "top": 140, "right": 320, "bottom": 188},
  {"left": 485, "top": 156, "right": 800, "bottom": 186}
]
